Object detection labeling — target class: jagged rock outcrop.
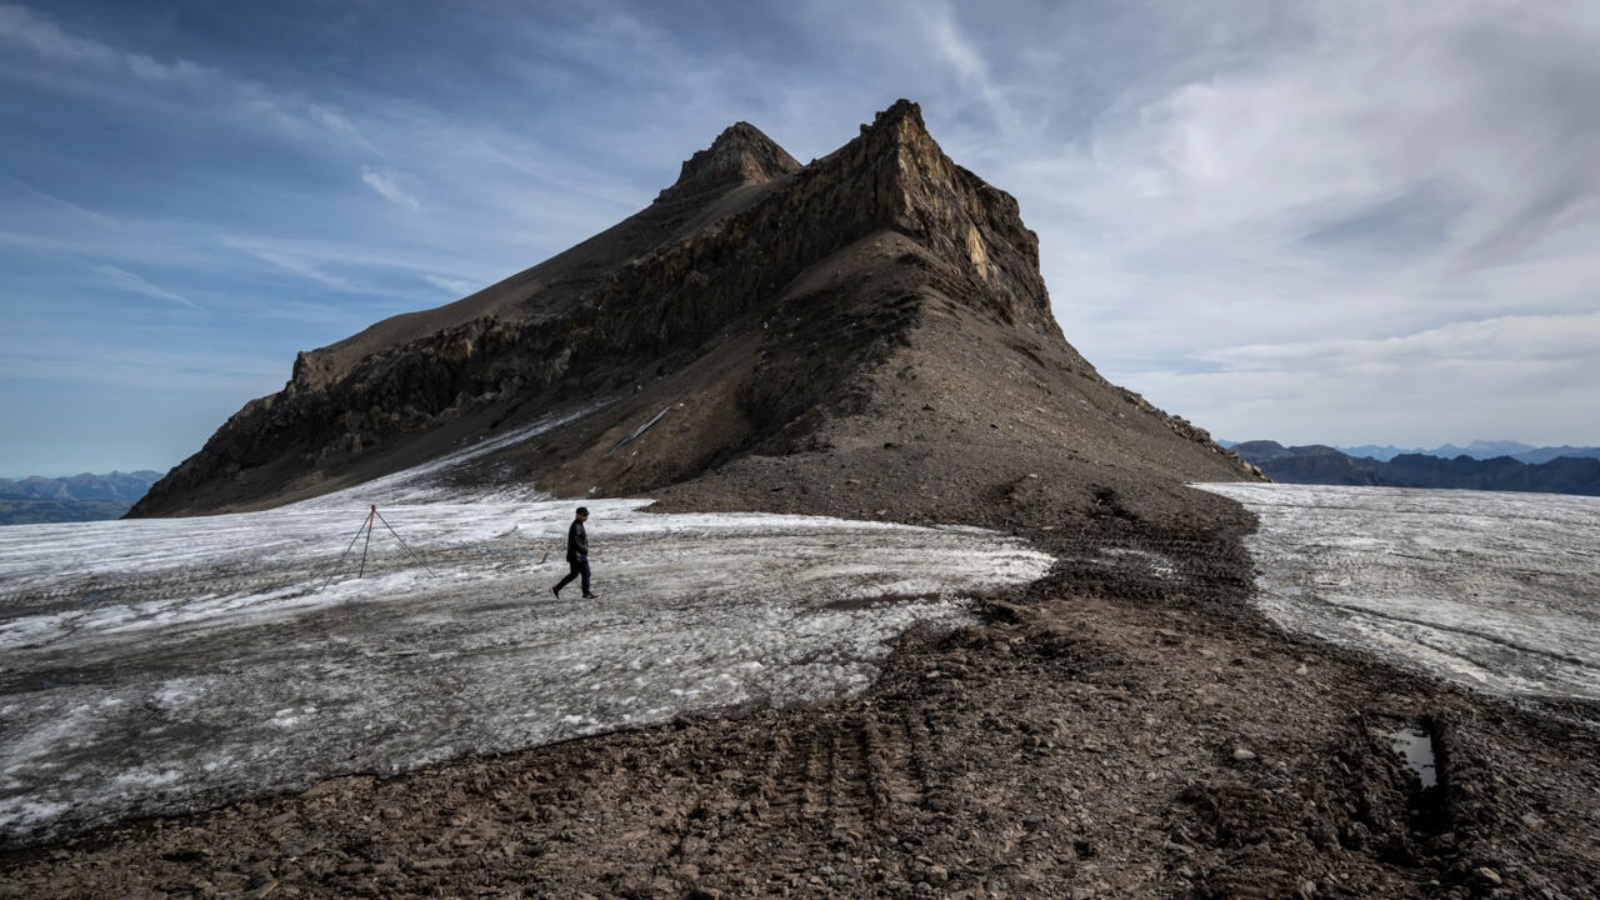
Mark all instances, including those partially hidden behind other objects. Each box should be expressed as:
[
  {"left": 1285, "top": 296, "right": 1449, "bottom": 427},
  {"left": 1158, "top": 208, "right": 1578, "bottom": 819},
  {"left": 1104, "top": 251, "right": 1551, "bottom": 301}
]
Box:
[
  {"left": 133, "top": 100, "right": 1258, "bottom": 518},
  {"left": 655, "top": 121, "right": 801, "bottom": 210}
]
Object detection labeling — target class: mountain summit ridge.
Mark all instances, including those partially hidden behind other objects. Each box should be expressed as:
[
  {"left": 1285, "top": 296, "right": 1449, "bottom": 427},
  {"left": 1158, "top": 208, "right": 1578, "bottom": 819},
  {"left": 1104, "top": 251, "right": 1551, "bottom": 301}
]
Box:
[
  {"left": 656, "top": 120, "right": 800, "bottom": 208},
  {"left": 132, "top": 100, "right": 1255, "bottom": 520}
]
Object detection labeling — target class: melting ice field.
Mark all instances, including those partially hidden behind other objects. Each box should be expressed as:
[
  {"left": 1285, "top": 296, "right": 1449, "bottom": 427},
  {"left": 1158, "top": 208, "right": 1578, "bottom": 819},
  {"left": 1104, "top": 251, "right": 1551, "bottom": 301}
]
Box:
[
  {"left": 1198, "top": 484, "right": 1600, "bottom": 710},
  {"left": 0, "top": 478, "right": 1050, "bottom": 847}
]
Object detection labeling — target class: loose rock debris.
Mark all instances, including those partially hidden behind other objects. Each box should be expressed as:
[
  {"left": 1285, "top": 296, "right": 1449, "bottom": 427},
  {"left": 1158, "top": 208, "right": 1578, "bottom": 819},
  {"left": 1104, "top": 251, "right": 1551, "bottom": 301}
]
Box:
[
  {"left": 5, "top": 456, "right": 1600, "bottom": 897},
  {"left": 5, "top": 516, "right": 1599, "bottom": 898}
]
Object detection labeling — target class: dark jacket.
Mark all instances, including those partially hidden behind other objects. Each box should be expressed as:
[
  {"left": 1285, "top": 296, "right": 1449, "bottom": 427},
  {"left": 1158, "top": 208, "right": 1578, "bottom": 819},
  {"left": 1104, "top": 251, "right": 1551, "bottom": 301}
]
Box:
[{"left": 566, "top": 519, "right": 588, "bottom": 563}]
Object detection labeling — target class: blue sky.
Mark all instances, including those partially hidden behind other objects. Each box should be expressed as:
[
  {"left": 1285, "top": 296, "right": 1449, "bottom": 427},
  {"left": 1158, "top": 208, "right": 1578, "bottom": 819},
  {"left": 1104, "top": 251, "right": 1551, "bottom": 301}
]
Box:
[{"left": 3, "top": 1, "right": 1598, "bottom": 477}]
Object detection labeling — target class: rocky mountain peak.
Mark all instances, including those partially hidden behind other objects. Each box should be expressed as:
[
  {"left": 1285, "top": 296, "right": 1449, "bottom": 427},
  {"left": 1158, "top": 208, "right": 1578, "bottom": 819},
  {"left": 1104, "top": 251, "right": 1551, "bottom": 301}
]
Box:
[
  {"left": 816, "top": 98, "right": 1048, "bottom": 327},
  {"left": 860, "top": 97, "right": 928, "bottom": 141},
  {"left": 131, "top": 100, "right": 1256, "bottom": 517},
  {"left": 655, "top": 121, "right": 800, "bottom": 206}
]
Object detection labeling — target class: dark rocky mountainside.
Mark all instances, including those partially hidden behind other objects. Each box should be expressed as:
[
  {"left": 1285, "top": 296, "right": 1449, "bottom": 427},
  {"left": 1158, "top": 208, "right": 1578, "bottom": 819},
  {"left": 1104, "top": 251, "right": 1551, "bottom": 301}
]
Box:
[
  {"left": 1235, "top": 440, "right": 1600, "bottom": 496},
  {"left": 132, "top": 100, "right": 1256, "bottom": 522}
]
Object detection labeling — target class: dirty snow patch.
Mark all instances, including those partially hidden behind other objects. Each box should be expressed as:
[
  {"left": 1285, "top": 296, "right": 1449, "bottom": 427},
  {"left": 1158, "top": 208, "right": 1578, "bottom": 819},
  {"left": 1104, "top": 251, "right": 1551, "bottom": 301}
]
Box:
[
  {"left": 1197, "top": 483, "right": 1600, "bottom": 707},
  {"left": 0, "top": 497, "right": 1051, "bottom": 847}
]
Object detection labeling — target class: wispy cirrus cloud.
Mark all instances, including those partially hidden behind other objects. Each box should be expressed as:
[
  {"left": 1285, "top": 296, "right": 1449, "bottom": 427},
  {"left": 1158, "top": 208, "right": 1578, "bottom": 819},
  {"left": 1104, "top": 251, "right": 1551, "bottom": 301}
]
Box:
[
  {"left": 1200, "top": 312, "right": 1600, "bottom": 372},
  {"left": 359, "top": 166, "right": 421, "bottom": 211},
  {"left": 2, "top": 176, "right": 116, "bottom": 227},
  {"left": 0, "top": 3, "right": 207, "bottom": 82},
  {"left": 95, "top": 265, "right": 201, "bottom": 311},
  {"left": 308, "top": 103, "right": 377, "bottom": 152},
  {"left": 220, "top": 237, "right": 358, "bottom": 292},
  {"left": 0, "top": 334, "right": 282, "bottom": 391},
  {"left": 424, "top": 274, "right": 481, "bottom": 297}
]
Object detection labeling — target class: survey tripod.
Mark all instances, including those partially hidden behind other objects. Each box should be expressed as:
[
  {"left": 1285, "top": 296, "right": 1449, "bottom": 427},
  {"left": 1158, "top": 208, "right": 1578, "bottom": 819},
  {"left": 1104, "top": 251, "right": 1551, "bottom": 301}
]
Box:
[{"left": 319, "top": 504, "right": 436, "bottom": 590}]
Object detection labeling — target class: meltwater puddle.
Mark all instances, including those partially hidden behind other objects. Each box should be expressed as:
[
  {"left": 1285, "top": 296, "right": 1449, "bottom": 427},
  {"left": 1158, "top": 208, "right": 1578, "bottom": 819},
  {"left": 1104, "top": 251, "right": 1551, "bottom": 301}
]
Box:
[{"left": 1388, "top": 726, "right": 1439, "bottom": 789}]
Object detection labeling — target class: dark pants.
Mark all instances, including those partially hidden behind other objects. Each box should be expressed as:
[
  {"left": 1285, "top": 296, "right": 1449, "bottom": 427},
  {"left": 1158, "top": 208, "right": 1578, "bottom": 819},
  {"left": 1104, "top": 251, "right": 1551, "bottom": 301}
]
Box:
[{"left": 554, "top": 555, "right": 590, "bottom": 596}]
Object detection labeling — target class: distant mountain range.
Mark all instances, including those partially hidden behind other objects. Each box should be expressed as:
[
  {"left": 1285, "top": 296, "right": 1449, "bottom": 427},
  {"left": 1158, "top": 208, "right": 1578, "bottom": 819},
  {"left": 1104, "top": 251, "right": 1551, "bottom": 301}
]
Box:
[
  {"left": 1325, "top": 440, "right": 1600, "bottom": 464},
  {"left": 1229, "top": 442, "right": 1600, "bottom": 496},
  {"left": 0, "top": 471, "right": 163, "bottom": 525}
]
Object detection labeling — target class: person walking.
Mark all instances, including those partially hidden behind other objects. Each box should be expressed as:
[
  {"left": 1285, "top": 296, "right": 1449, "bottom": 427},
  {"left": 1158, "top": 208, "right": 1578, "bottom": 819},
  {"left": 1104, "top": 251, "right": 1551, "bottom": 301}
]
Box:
[{"left": 551, "top": 506, "right": 596, "bottom": 599}]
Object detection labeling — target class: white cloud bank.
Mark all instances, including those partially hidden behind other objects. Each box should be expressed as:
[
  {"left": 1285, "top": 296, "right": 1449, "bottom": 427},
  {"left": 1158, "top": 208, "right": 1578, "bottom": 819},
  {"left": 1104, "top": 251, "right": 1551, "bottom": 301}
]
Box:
[{"left": 1002, "top": 0, "right": 1600, "bottom": 446}]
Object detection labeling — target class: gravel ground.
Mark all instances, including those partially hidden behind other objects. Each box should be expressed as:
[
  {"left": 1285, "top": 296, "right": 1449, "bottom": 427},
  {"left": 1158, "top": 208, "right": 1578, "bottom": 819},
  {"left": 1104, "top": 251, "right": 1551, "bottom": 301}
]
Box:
[{"left": 5, "top": 473, "right": 1599, "bottom": 898}]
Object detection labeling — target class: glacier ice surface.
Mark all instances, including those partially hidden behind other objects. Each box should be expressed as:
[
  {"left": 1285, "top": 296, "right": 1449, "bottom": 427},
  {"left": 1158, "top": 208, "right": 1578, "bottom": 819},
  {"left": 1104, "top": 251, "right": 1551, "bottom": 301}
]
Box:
[
  {"left": 1198, "top": 483, "right": 1600, "bottom": 710},
  {"left": 0, "top": 429, "right": 1051, "bottom": 846}
]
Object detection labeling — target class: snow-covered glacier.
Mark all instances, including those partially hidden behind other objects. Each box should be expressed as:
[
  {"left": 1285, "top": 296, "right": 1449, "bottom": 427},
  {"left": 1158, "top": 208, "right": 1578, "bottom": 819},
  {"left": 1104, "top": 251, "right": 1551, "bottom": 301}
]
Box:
[
  {"left": 1198, "top": 483, "right": 1600, "bottom": 711},
  {"left": 0, "top": 421, "right": 1052, "bottom": 848}
]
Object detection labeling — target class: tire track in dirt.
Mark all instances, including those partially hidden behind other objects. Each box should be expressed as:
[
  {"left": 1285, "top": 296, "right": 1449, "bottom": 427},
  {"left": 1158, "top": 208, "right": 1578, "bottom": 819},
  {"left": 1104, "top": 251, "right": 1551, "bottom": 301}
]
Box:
[
  {"left": 759, "top": 709, "right": 931, "bottom": 833},
  {"left": 825, "top": 719, "right": 872, "bottom": 834},
  {"left": 862, "top": 711, "right": 922, "bottom": 821}
]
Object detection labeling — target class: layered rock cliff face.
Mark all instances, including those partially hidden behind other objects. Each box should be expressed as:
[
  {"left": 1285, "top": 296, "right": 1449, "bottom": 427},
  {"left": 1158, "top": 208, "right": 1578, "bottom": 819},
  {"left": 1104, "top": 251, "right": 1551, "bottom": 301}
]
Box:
[{"left": 132, "top": 100, "right": 1256, "bottom": 518}]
